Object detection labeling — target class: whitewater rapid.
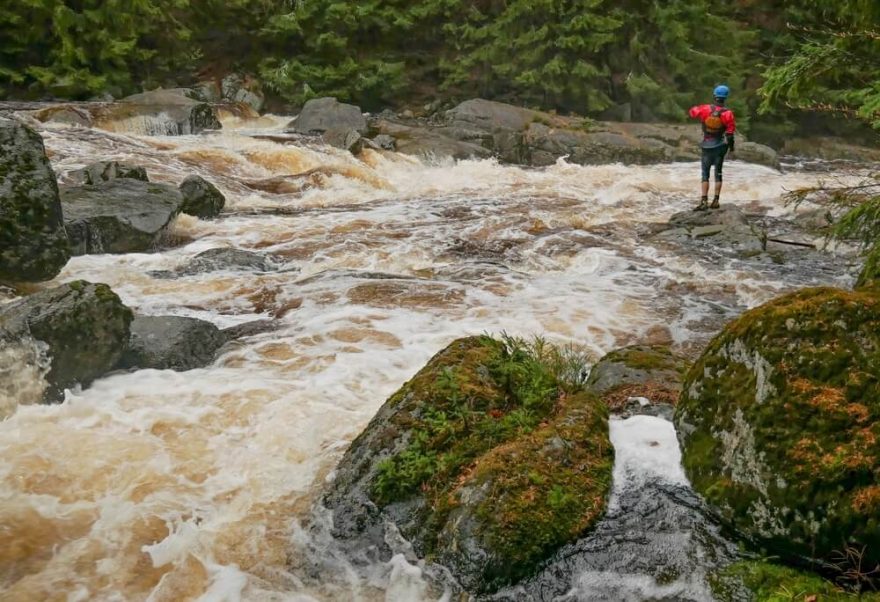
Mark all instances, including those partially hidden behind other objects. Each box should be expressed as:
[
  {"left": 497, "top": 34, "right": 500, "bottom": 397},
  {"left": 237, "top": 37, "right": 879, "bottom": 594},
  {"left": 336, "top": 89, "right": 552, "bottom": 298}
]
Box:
[{"left": 0, "top": 114, "right": 858, "bottom": 601}]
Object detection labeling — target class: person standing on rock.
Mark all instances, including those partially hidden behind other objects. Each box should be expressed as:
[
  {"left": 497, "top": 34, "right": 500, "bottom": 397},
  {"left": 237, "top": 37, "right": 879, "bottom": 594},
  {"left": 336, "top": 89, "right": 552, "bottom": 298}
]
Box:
[{"left": 688, "top": 85, "right": 736, "bottom": 211}]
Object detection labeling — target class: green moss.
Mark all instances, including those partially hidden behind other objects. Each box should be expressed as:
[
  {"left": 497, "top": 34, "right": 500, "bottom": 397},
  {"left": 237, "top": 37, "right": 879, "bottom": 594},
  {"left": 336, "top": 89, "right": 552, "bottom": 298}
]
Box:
[
  {"left": 362, "top": 335, "right": 611, "bottom": 591},
  {"left": 604, "top": 345, "right": 680, "bottom": 372},
  {"left": 461, "top": 391, "right": 613, "bottom": 589},
  {"left": 371, "top": 334, "right": 563, "bottom": 505},
  {"left": 677, "top": 287, "right": 880, "bottom": 574},
  {"left": 712, "top": 561, "right": 880, "bottom": 602}
]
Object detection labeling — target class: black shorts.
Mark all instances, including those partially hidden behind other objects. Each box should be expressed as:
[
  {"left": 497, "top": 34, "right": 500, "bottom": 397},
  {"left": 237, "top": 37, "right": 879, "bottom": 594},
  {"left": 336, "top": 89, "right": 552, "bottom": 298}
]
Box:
[{"left": 701, "top": 145, "right": 728, "bottom": 182}]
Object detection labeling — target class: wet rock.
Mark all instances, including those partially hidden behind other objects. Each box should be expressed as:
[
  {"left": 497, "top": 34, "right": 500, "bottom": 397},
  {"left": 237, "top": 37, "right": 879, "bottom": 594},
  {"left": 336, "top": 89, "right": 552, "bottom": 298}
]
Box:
[
  {"left": 31, "top": 105, "right": 94, "bottom": 127},
  {"left": 668, "top": 205, "right": 748, "bottom": 229},
  {"left": 370, "top": 118, "right": 493, "bottom": 161},
  {"left": 220, "top": 73, "right": 265, "bottom": 112},
  {"left": 0, "top": 118, "right": 71, "bottom": 282},
  {"left": 61, "top": 179, "right": 183, "bottom": 255},
  {"left": 288, "top": 97, "right": 367, "bottom": 135},
  {"left": 587, "top": 345, "right": 690, "bottom": 413},
  {"left": 151, "top": 248, "right": 275, "bottom": 279},
  {"left": 221, "top": 319, "right": 279, "bottom": 341},
  {"left": 118, "top": 315, "right": 225, "bottom": 371},
  {"left": 445, "top": 99, "right": 542, "bottom": 132},
  {"left": 179, "top": 175, "right": 225, "bottom": 218},
  {"left": 0, "top": 281, "right": 132, "bottom": 402},
  {"left": 371, "top": 134, "right": 396, "bottom": 150},
  {"left": 736, "top": 141, "right": 780, "bottom": 170},
  {"left": 675, "top": 286, "right": 880, "bottom": 572},
  {"left": 782, "top": 137, "right": 880, "bottom": 163},
  {"left": 321, "top": 128, "right": 365, "bottom": 153},
  {"left": 325, "top": 336, "right": 613, "bottom": 594},
  {"left": 94, "top": 89, "right": 222, "bottom": 135},
  {"left": 70, "top": 160, "right": 149, "bottom": 185}
]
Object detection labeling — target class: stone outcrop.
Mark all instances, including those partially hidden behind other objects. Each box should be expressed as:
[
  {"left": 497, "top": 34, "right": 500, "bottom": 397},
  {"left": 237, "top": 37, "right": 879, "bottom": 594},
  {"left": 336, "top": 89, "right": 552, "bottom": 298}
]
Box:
[
  {"left": 178, "top": 175, "right": 225, "bottom": 218},
  {"left": 0, "top": 281, "right": 132, "bottom": 402},
  {"left": 0, "top": 118, "right": 71, "bottom": 282},
  {"left": 61, "top": 179, "right": 183, "bottom": 255},
  {"left": 325, "top": 336, "right": 612, "bottom": 593},
  {"left": 368, "top": 99, "right": 780, "bottom": 169},
  {"left": 70, "top": 160, "right": 149, "bottom": 185},
  {"left": 92, "top": 89, "right": 222, "bottom": 135},
  {"left": 675, "top": 286, "right": 880, "bottom": 571}
]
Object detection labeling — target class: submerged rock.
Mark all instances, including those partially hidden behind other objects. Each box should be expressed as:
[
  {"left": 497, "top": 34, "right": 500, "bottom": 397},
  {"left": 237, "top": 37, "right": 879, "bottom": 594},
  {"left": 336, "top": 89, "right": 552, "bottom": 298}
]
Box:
[
  {"left": 178, "top": 175, "right": 225, "bottom": 218},
  {"left": 675, "top": 287, "right": 880, "bottom": 572},
  {"left": 70, "top": 160, "right": 149, "bottom": 185},
  {"left": 325, "top": 336, "right": 613, "bottom": 594},
  {"left": 150, "top": 248, "right": 275, "bottom": 279},
  {"left": 0, "top": 281, "right": 132, "bottom": 402},
  {"left": 61, "top": 179, "right": 183, "bottom": 255},
  {"left": 289, "top": 97, "right": 367, "bottom": 135},
  {"left": 118, "top": 315, "right": 225, "bottom": 371},
  {"left": 0, "top": 118, "right": 71, "bottom": 282}
]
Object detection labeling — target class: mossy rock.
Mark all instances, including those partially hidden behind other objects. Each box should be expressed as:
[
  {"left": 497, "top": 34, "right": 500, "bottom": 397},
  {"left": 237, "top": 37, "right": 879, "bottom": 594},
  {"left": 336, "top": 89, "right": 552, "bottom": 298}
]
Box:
[
  {"left": 325, "top": 336, "right": 613, "bottom": 593},
  {"left": 855, "top": 246, "right": 880, "bottom": 291},
  {"left": 675, "top": 287, "right": 880, "bottom": 571},
  {"left": 586, "top": 344, "right": 690, "bottom": 411},
  {"left": 711, "top": 560, "right": 880, "bottom": 602},
  {"left": 0, "top": 118, "right": 71, "bottom": 282},
  {"left": 0, "top": 280, "right": 133, "bottom": 401}
]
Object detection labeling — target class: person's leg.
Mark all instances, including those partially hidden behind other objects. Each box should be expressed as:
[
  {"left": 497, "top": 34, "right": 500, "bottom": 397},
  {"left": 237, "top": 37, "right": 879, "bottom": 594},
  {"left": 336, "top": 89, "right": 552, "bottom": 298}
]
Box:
[
  {"left": 711, "top": 147, "right": 727, "bottom": 208},
  {"left": 696, "top": 150, "right": 711, "bottom": 210}
]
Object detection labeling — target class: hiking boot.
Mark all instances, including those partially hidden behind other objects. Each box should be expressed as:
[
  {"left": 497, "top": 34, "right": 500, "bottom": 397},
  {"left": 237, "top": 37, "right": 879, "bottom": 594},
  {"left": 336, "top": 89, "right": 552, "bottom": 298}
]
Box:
[
  {"left": 710, "top": 198, "right": 720, "bottom": 209},
  {"left": 693, "top": 199, "right": 709, "bottom": 212}
]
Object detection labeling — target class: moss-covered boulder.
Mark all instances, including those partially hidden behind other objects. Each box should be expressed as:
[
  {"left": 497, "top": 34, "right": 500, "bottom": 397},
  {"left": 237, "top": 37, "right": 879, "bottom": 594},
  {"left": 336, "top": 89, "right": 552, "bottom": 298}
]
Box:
[
  {"left": 856, "top": 245, "right": 880, "bottom": 290},
  {"left": 178, "top": 175, "right": 225, "bottom": 218},
  {"left": 586, "top": 344, "right": 690, "bottom": 411},
  {"left": 711, "top": 560, "right": 880, "bottom": 602},
  {"left": 325, "top": 336, "right": 613, "bottom": 593},
  {"left": 0, "top": 118, "right": 71, "bottom": 282},
  {"left": 675, "top": 287, "right": 880, "bottom": 571},
  {"left": 0, "top": 281, "right": 133, "bottom": 402}
]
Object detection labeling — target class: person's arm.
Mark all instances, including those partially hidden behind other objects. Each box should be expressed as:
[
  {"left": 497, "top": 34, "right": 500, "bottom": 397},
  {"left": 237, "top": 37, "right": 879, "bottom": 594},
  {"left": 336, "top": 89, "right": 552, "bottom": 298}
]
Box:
[
  {"left": 725, "top": 111, "right": 736, "bottom": 153},
  {"left": 688, "top": 105, "right": 705, "bottom": 120}
]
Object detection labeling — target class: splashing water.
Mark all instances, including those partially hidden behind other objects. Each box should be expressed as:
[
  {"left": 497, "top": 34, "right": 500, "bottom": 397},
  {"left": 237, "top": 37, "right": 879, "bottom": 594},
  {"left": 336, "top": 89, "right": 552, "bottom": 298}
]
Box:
[{"left": 0, "top": 114, "right": 860, "bottom": 600}]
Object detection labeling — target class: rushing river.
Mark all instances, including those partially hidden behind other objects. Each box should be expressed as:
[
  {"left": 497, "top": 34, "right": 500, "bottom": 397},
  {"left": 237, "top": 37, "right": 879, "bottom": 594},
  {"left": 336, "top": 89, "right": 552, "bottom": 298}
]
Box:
[{"left": 0, "top": 114, "right": 860, "bottom": 601}]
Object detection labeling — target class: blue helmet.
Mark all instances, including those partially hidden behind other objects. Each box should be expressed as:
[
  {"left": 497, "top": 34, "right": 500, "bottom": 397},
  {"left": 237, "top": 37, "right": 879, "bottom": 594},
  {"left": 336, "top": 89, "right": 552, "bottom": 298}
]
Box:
[{"left": 713, "top": 85, "right": 730, "bottom": 99}]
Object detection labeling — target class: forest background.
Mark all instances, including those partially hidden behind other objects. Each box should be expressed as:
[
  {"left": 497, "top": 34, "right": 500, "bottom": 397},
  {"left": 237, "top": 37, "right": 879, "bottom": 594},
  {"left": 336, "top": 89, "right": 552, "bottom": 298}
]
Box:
[{"left": 1, "top": 0, "right": 879, "bottom": 144}]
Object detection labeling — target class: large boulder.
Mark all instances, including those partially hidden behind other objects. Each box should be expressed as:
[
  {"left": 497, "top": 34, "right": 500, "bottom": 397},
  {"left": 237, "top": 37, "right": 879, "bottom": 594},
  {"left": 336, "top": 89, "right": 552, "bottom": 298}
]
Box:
[
  {"left": 69, "top": 160, "right": 149, "bottom": 185},
  {"left": 0, "top": 281, "right": 132, "bottom": 402},
  {"left": 178, "top": 175, "right": 225, "bottom": 218},
  {"left": 445, "top": 98, "right": 542, "bottom": 133},
  {"left": 675, "top": 287, "right": 880, "bottom": 570},
  {"left": 289, "top": 97, "right": 367, "bottom": 135},
  {"left": 61, "top": 179, "right": 183, "bottom": 254},
  {"left": 0, "top": 118, "right": 71, "bottom": 282},
  {"left": 118, "top": 315, "right": 225, "bottom": 371},
  {"left": 93, "top": 89, "right": 222, "bottom": 135},
  {"left": 325, "top": 336, "right": 613, "bottom": 594}
]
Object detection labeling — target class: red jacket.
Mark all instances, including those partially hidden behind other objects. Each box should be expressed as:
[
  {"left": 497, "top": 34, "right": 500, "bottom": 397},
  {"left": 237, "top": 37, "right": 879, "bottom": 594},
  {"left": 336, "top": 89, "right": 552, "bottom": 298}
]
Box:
[{"left": 688, "top": 104, "right": 736, "bottom": 134}]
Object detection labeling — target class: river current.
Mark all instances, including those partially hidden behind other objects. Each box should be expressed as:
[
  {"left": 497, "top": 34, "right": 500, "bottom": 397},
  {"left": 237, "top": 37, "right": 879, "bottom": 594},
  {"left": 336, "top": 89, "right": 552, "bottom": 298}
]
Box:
[{"left": 0, "top": 114, "right": 859, "bottom": 601}]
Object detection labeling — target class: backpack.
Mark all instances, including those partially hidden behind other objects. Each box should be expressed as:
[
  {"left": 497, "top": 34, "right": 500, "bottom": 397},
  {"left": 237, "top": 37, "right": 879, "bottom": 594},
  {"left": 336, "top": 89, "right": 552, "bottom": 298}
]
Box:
[{"left": 703, "top": 105, "right": 729, "bottom": 137}]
